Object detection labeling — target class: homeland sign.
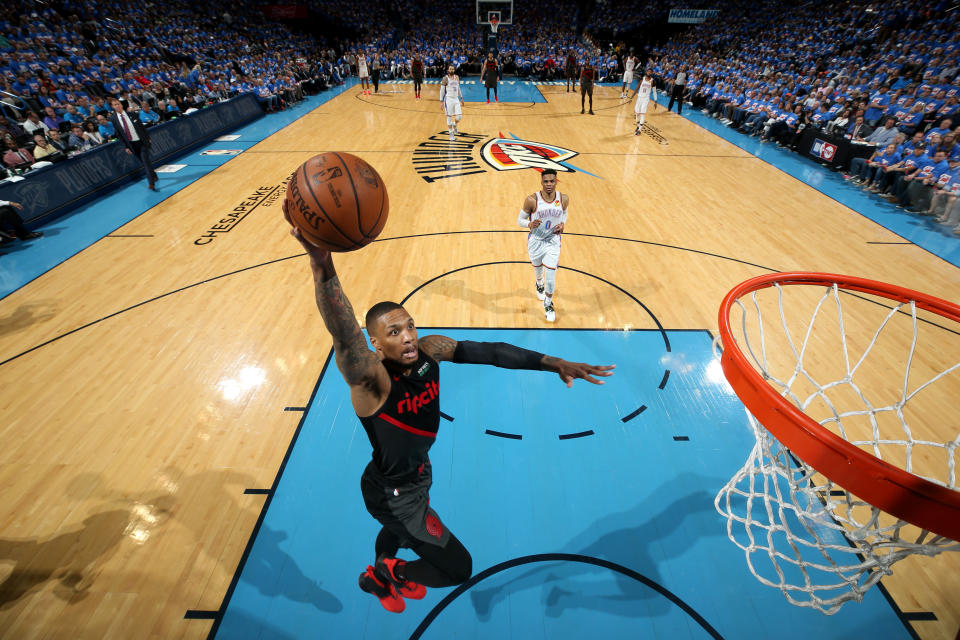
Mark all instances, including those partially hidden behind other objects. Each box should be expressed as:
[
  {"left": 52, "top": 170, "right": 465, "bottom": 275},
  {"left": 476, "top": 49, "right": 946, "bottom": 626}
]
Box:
[{"left": 668, "top": 9, "right": 720, "bottom": 23}]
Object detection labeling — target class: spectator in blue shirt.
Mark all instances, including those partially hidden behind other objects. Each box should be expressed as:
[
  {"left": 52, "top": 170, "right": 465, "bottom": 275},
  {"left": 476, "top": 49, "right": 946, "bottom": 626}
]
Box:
[
  {"left": 925, "top": 119, "right": 953, "bottom": 143},
  {"left": 903, "top": 150, "right": 950, "bottom": 211},
  {"left": 62, "top": 104, "right": 84, "bottom": 124},
  {"left": 96, "top": 113, "right": 115, "bottom": 140},
  {"left": 864, "top": 86, "right": 891, "bottom": 126},
  {"left": 139, "top": 104, "right": 160, "bottom": 126}
]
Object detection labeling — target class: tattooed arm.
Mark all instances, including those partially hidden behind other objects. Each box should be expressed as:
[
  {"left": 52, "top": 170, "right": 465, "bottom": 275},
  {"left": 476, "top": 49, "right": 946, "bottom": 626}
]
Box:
[
  {"left": 285, "top": 202, "right": 389, "bottom": 415},
  {"left": 419, "top": 335, "right": 615, "bottom": 387}
]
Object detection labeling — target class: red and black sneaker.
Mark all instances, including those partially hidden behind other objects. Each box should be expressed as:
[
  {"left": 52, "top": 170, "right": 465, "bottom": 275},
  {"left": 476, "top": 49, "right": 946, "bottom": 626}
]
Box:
[
  {"left": 376, "top": 555, "right": 426, "bottom": 600},
  {"left": 358, "top": 565, "right": 405, "bottom": 613}
]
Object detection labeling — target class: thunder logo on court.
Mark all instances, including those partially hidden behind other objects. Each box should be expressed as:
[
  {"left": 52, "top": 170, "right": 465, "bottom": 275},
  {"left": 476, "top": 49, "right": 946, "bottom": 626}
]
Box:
[
  {"left": 410, "top": 131, "right": 601, "bottom": 182},
  {"left": 480, "top": 136, "right": 580, "bottom": 173}
]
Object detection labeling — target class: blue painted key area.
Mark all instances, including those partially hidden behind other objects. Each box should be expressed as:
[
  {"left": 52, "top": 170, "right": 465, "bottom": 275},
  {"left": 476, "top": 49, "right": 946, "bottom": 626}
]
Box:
[{"left": 216, "top": 329, "right": 912, "bottom": 640}]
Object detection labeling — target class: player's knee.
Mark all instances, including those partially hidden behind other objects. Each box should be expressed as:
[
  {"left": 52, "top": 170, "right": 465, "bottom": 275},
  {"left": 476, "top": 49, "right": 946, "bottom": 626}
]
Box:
[{"left": 449, "top": 552, "right": 472, "bottom": 584}]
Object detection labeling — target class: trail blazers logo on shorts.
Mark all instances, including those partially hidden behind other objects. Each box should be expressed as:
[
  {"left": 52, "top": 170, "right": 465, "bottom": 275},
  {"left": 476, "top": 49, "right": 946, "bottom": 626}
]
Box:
[{"left": 481, "top": 135, "right": 579, "bottom": 172}]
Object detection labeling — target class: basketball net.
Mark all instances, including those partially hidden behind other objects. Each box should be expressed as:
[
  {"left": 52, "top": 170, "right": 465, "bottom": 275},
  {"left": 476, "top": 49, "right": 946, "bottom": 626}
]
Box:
[{"left": 714, "top": 275, "right": 960, "bottom": 614}]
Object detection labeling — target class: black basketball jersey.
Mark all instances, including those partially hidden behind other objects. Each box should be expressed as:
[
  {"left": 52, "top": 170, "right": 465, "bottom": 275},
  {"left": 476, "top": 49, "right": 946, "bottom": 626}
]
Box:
[{"left": 359, "top": 353, "right": 440, "bottom": 484}]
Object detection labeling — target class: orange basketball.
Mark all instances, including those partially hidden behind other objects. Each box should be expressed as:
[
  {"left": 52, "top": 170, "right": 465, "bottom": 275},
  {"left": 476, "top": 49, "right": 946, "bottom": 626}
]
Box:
[{"left": 285, "top": 152, "right": 389, "bottom": 251}]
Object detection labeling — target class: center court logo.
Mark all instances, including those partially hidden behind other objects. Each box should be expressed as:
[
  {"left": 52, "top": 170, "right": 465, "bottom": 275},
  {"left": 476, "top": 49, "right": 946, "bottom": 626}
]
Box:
[
  {"left": 480, "top": 137, "right": 579, "bottom": 172},
  {"left": 411, "top": 131, "right": 600, "bottom": 183}
]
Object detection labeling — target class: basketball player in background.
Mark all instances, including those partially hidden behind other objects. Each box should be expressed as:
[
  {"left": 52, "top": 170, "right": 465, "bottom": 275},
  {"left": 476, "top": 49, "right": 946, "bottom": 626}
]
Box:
[
  {"left": 370, "top": 53, "right": 381, "bottom": 94},
  {"left": 411, "top": 53, "right": 424, "bottom": 100},
  {"left": 358, "top": 52, "right": 370, "bottom": 95},
  {"left": 284, "top": 202, "right": 614, "bottom": 612},
  {"left": 440, "top": 65, "right": 464, "bottom": 140},
  {"left": 518, "top": 168, "right": 568, "bottom": 322},
  {"left": 631, "top": 70, "right": 658, "bottom": 135},
  {"left": 483, "top": 52, "right": 499, "bottom": 104},
  {"left": 579, "top": 60, "right": 595, "bottom": 115},
  {"left": 565, "top": 50, "right": 578, "bottom": 92},
  {"left": 621, "top": 50, "right": 638, "bottom": 99}
]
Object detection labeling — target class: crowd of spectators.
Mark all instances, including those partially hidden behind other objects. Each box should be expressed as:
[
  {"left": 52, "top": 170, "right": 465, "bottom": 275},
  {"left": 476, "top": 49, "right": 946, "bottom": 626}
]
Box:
[
  {"left": 2, "top": 0, "right": 959, "bottom": 236},
  {"left": 647, "top": 0, "right": 960, "bottom": 232},
  {"left": 0, "top": 0, "right": 341, "bottom": 179}
]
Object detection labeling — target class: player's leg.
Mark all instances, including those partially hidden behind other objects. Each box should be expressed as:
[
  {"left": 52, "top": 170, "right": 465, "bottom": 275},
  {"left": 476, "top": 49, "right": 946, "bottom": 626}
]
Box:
[
  {"left": 532, "top": 261, "right": 545, "bottom": 300},
  {"left": 542, "top": 244, "right": 560, "bottom": 322},
  {"left": 380, "top": 530, "right": 472, "bottom": 588},
  {"left": 542, "top": 266, "right": 557, "bottom": 321},
  {"left": 445, "top": 101, "right": 455, "bottom": 138},
  {"left": 529, "top": 239, "right": 546, "bottom": 300},
  {"left": 453, "top": 101, "right": 462, "bottom": 135},
  {"left": 493, "top": 83, "right": 498, "bottom": 102},
  {"left": 580, "top": 84, "right": 586, "bottom": 113},
  {"left": 486, "top": 86, "right": 491, "bottom": 103},
  {"left": 635, "top": 100, "right": 648, "bottom": 134},
  {"left": 587, "top": 85, "right": 594, "bottom": 114}
]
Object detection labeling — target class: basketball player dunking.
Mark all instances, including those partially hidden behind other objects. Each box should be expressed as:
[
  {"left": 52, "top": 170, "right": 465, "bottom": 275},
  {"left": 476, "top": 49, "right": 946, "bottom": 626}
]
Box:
[
  {"left": 284, "top": 202, "right": 615, "bottom": 612},
  {"left": 579, "top": 61, "right": 595, "bottom": 115},
  {"left": 358, "top": 53, "right": 370, "bottom": 95},
  {"left": 621, "top": 51, "right": 638, "bottom": 99},
  {"left": 440, "top": 65, "right": 464, "bottom": 140},
  {"left": 518, "top": 168, "right": 568, "bottom": 322},
  {"left": 631, "top": 70, "right": 658, "bottom": 135},
  {"left": 411, "top": 54, "right": 424, "bottom": 100}
]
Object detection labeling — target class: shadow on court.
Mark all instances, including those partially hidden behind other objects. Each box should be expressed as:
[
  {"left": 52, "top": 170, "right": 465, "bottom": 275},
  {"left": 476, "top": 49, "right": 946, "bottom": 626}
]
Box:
[
  {"left": 0, "top": 300, "right": 58, "bottom": 336},
  {"left": 0, "top": 509, "right": 129, "bottom": 608},
  {"left": 58, "top": 467, "right": 342, "bottom": 614},
  {"left": 469, "top": 485, "right": 716, "bottom": 620},
  {"left": 239, "top": 523, "right": 343, "bottom": 613}
]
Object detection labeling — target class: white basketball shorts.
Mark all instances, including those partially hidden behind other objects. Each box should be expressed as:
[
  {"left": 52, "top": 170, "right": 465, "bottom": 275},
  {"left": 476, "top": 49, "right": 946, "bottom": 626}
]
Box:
[
  {"left": 444, "top": 98, "right": 462, "bottom": 117},
  {"left": 528, "top": 236, "right": 561, "bottom": 269}
]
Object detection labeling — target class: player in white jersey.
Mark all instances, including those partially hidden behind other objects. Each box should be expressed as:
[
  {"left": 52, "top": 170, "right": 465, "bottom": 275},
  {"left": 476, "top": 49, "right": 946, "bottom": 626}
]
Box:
[
  {"left": 440, "top": 65, "right": 464, "bottom": 140},
  {"left": 517, "top": 168, "right": 568, "bottom": 322},
  {"left": 621, "top": 52, "right": 638, "bottom": 98},
  {"left": 358, "top": 53, "right": 370, "bottom": 95},
  {"left": 631, "top": 71, "right": 658, "bottom": 135}
]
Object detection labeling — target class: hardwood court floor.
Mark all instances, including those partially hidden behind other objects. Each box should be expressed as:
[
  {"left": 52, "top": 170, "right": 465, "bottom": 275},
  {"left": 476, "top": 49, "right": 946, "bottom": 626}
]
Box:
[{"left": 0, "top": 82, "right": 958, "bottom": 639}]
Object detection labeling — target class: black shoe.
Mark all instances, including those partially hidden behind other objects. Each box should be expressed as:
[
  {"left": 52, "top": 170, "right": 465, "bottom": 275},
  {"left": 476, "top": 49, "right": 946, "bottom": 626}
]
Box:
[
  {"left": 589, "top": 110, "right": 594, "bottom": 115},
  {"left": 580, "top": 108, "right": 584, "bottom": 114},
  {"left": 0, "top": 234, "right": 16, "bottom": 246},
  {"left": 19, "top": 231, "right": 42, "bottom": 240},
  {"left": 149, "top": 182, "right": 157, "bottom": 191}
]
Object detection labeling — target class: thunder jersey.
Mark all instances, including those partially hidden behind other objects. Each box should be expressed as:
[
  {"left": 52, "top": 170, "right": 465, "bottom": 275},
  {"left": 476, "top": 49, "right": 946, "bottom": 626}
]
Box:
[
  {"left": 625, "top": 57, "right": 637, "bottom": 74},
  {"left": 444, "top": 75, "right": 461, "bottom": 100},
  {"left": 528, "top": 190, "right": 565, "bottom": 243},
  {"left": 636, "top": 78, "right": 653, "bottom": 101},
  {"left": 359, "top": 353, "right": 440, "bottom": 484}
]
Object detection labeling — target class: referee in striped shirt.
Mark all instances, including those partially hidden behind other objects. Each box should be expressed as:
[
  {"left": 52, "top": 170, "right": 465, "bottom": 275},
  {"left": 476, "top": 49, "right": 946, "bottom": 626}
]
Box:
[{"left": 668, "top": 67, "right": 687, "bottom": 114}]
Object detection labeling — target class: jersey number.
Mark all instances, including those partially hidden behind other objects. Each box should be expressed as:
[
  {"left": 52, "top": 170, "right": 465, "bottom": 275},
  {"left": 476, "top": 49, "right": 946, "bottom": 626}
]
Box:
[{"left": 543, "top": 220, "right": 552, "bottom": 230}]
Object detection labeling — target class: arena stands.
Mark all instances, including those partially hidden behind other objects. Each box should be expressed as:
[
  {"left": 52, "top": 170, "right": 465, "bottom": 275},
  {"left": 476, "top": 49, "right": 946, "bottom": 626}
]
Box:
[
  {"left": 646, "top": 0, "right": 959, "bottom": 228},
  {"left": 0, "top": 0, "right": 332, "bottom": 179},
  {"left": 1, "top": 0, "right": 958, "bottom": 232}
]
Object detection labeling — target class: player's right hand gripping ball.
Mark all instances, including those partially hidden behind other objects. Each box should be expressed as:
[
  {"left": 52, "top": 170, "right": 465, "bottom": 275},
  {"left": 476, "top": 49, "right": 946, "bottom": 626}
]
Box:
[{"left": 285, "top": 152, "right": 389, "bottom": 251}]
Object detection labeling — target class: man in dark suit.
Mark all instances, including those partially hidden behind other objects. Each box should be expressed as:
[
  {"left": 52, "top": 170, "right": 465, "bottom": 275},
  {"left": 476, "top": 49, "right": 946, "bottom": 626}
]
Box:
[
  {"left": 108, "top": 98, "right": 158, "bottom": 191},
  {"left": 847, "top": 115, "right": 874, "bottom": 141}
]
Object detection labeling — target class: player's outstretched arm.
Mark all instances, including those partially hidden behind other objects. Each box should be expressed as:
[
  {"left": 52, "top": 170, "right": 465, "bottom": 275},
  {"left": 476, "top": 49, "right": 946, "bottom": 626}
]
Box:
[
  {"left": 419, "top": 336, "right": 615, "bottom": 387},
  {"left": 284, "top": 202, "right": 388, "bottom": 407}
]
